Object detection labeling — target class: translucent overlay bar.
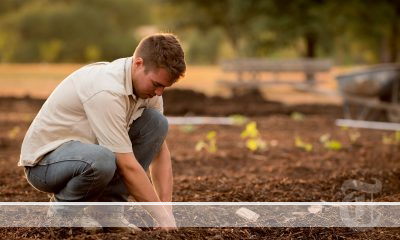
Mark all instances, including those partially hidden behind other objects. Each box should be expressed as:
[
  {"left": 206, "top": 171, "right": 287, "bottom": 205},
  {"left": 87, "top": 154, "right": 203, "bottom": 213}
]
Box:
[{"left": 0, "top": 203, "right": 399, "bottom": 228}]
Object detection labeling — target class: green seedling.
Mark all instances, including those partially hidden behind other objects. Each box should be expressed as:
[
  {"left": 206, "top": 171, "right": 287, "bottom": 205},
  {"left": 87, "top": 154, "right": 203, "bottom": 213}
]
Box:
[
  {"left": 340, "top": 126, "right": 349, "bottom": 131},
  {"left": 295, "top": 136, "right": 313, "bottom": 152},
  {"left": 180, "top": 124, "right": 196, "bottom": 133},
  {"left": 195, "top": 130, "right": 217, "bottom": 153},
  {"left": 340, "top": 127, "right": 361, "bottom": 144},
  {"left": 7, "top": 126, "right": 21, "bottom": 139},
  {"left": 319, "top": 133, "right": 331, "bottom": 143},
  {"left": 241, "top": 121, "right": 267, "bottom": 151},
  {"left": 319, "top": 133, "right": 342, "bottom": 151},
  {"left": 382, "top": 135, "right": 393, "bottom": 145},
  {"left": 348, "top": 131, "right": 361, "bottom": 144},
  {"left": 229, "top": 114, "right": 248, "bottom": 125},
  {"left": 382, "top": 131, "right": 400, "bottom": 145},
  {"left": 290, "top": 112, "right": 305, "bottom": 121},
  {"left": 246, "top": 138, "right": 267, "bottom": 151},
  {"left": 395, "top": 131, "right": 400, "bottom": 142},
  {"left": 241, "top": 121, "right": 259, "bottom": 138},
  {"left": 324, "top": 140, "right": 342, "bottom": 151}
]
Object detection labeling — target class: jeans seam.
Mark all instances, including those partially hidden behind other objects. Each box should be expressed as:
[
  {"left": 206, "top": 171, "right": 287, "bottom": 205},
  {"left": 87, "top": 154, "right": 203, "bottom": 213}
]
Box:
[{"left": 82, "top": 162, "right": 96, "bottom": 201}]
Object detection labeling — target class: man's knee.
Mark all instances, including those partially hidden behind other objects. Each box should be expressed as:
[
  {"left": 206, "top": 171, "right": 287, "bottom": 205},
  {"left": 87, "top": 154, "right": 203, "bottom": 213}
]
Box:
[
  {"left": 144, "top": 108, "right": 168, "bottom": 136},
  {"left": 83, "top": 144, "right": 116, "bottom": 180},
  {"left": 131, "top": 108, "right": 168, "bottom": 140}
]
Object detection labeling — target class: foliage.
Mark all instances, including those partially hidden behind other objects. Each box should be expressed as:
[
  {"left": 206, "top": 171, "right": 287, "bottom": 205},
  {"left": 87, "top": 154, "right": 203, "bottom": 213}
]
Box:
[
  {"left": 229, "top": 114, "right": 248, "bottom": 126},
  {"left": 0, "top": 0, "right": 147, "bottom": 62},
  {"left": 195, "top": 130, "right": 217, "bottom": 153},
  {"left": 319, "top": 133, "right": 342, "bottom": 151},
  {"left": 382, "top": 131, "right": 400, "bottom": 145},
  {"left": 241, "top": 121, "right": 267, "bottom": 151},
  {"left": 0, "top": 0, "right": 399, "bottom": 63},
  {"left": 7, "top": 126, "right": 20, "bottom": 139},
  {"left": 294, "top": 136, "right": 313, "bottom": 152},
  {"left": 179, "top": 124, "right": 196, "bottom": 133},
  {"left": 340, "top": 126, "right": 361, "bottom": 144},
  {"left": 240, "top": 122, "right": 259, "bottom": 139},
  {"left": 290, "top": 112, "right": 305, "bottom": 122}
]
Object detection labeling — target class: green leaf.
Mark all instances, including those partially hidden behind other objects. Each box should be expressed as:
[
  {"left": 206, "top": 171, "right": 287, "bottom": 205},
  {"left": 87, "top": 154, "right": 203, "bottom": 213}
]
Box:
[
  {"left": 229, "top": 114, "right": 248, "bottom": 125},
  {"left": 246, "top": 139, "right": 258, "bottom": 151},
  {"left": 324, "top": 140, "right": 342, "bottom": 151},
  {"left": 7, "top": 126, "right": 20, "bottom": 139},
  {"left": 206, "top": 131, "right": 217, "bottom": 140},
  {"left": 382, "top": 135, "right": 393, "bottom": 145},
  {"left": 295, "top": 136, "right": 313, "bottom": 152},
  {"left": 241, "top": 121, "right": 259, "bottom": 138},
  {"left": 180, "top": 124, "right": 196, "bottom": 133},
  {"left": 349, "top": 131, "right": 361, "bottom": 143},
  {"left": 319, "top": 133, "right": 330, "bottom": 143},
  {"left": 290, "top": 112, "right": 305, "bottom": 121},
  {"left": 395, "top": 131, "right": 400, "bottom": 143}
]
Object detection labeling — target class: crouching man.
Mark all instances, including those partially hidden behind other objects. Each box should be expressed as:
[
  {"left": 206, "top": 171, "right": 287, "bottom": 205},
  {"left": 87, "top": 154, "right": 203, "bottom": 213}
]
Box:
[{"left": 19, "top": 33, "right": 186, "bottom": 232}]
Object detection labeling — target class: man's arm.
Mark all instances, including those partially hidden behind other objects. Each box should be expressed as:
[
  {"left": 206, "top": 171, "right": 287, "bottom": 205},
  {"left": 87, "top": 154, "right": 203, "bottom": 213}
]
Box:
[
  {"left": 149, "top": 141, "right": 173, "bottom": 203},
  {"left": 115, "top": 152, "right": 175, "bottom": 229}
]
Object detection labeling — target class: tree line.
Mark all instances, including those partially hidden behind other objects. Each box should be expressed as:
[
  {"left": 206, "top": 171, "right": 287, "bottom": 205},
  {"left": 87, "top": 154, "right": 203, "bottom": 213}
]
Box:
[{"left": 0, "top": 0, "right": 398, "bottom": 64}]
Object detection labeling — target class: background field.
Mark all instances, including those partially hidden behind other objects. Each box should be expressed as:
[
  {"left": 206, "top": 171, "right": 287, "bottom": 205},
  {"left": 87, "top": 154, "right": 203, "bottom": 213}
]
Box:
[{"left": 0, "top": 64, "right": 350, "bottom": 105}]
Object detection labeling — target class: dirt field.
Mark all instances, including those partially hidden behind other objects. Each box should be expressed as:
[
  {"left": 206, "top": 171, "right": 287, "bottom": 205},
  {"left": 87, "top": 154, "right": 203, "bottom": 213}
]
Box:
[{"left": 0, "top": 89, "right": 399, "bottom": 239}]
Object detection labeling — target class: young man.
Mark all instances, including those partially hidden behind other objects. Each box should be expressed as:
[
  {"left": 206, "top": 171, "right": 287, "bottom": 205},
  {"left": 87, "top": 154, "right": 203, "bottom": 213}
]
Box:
[{"left": 19, "top": 33, "right": 186, "bottom": 232}]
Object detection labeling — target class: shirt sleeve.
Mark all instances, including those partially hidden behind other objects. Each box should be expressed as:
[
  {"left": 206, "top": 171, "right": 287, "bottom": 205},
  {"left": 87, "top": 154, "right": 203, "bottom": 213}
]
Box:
[
  {"left": 147, "top": 95, "right": 164, "bottom": 114},
  {"left": 83, "top": 91, "right": 132, "bottom": 153}
]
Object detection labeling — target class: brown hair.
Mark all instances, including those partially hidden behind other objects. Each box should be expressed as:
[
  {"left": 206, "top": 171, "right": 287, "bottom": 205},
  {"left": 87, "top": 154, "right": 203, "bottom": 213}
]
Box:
[{"left": 133, "top": 33, "right": 186, "bottom": 83}]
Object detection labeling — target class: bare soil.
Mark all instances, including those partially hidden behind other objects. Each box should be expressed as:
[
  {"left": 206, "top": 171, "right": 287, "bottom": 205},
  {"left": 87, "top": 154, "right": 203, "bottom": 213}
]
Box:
[{"left": 0, "top": 89, "right": 399, "bottom": 239}]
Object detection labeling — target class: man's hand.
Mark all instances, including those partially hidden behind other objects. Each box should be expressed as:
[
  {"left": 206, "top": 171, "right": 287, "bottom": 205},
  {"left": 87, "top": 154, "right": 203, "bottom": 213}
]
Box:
[{"left": 115, "top": 152, "right": 176, "bottom": 230}]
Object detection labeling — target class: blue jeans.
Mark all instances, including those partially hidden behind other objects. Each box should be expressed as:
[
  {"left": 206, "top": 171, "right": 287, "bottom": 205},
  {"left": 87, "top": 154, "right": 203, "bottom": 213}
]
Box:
[{"left": 25, "top": 108, "right": 168, "bottom": 203}]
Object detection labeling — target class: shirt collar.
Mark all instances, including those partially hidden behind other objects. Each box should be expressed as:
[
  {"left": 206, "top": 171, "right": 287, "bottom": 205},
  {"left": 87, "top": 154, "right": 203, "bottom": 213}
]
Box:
[{"left": 124, "top": 56, "right": 135, "bottom": 98}]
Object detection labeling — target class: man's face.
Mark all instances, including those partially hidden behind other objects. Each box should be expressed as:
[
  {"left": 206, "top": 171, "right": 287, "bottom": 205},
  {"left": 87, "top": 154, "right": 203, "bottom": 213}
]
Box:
[{"left": 131, "top": 58, "right": 173, "bottom": 99}]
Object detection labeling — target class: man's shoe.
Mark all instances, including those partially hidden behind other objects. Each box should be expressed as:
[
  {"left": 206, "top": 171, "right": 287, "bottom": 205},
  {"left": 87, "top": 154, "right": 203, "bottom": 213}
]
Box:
[
  {"left": 84, "top": 206, "right": 141, "bottom": 233},
  {"left": 47, "top": 204, "right": 103, "bottom": 233}
]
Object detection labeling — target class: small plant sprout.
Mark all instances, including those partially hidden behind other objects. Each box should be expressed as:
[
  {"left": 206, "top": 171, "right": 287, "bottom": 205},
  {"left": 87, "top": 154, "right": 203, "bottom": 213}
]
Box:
[
  {"left": 241, "top": 121, "right": 267, "bottom": 151},
  {"left": 382, "top": 131, "right": 400, "bottom": 145},
  {"left": 348, "top": 131, "right": 361, "bottom": 144},
  {"left": 241, "top": 121, "right": 259, "bottom": 138},
  {"left": 7, "top": 126, "right": 21, "bottom": 139},
  {"left": 395, "top": 131, "right": 400, "bottom": 143},
  {"left": 180, "top": 124, "right": 196, "bottom": 133},
  {"left": 290, "top": 112, "right": 305, "bottom": 121},
  {"left": 246, "top": 138, "right": 267, "bottom": 151},
  {"left": 340, "top": 126, "right": 349, "bottom": 131},
  {"left": 195, "top": 130, "right": 218, "bottom": 153},
  {"left": 340, "top": 126, "right": 361, "bottom": 144},
  {"left": 319, "top": 133, "right": 342, "bottom": 151},
  {"left": 294, "top": 136, "right": 313, "bottom": 152},
  {"left": 229, "top": 114, "right": 248, "bottom": 125}
]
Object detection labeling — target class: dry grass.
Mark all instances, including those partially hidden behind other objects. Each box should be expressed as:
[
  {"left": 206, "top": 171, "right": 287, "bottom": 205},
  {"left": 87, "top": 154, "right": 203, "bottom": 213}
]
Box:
[{"left": 0, "top": 63, "right": 354, "bottom": 105}]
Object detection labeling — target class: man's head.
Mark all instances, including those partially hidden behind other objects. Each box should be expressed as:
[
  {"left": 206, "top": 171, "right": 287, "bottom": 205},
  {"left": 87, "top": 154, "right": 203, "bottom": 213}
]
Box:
[{"left": 131, "top": 33, "right": 186, "bottom": 99}]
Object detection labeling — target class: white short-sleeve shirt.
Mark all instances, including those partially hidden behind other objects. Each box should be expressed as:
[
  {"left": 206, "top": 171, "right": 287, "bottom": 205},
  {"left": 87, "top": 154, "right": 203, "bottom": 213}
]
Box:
[{"left": 19, "top": 57, "right": 163, "bottom": 166}]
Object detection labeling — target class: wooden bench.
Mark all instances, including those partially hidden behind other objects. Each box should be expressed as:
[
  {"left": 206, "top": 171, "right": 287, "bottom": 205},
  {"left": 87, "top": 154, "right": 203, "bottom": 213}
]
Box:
[{"left": 218, "top": 58, "right": 332, "bottom": 95}]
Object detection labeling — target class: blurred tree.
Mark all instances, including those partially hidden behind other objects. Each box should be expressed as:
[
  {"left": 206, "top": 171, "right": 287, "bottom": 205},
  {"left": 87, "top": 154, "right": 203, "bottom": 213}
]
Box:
[
  {"left": 160, "top": 0, "right": 266, "bottom": 57},
  {"left": 262, "top": 0, "right": 333, "bottom": 58},
  {"left": 184, "top": 28, "right": 224, "bottom": 64},
  {"left": 0, "top": 0, "right": 149, "bottom": 62},
  {"left": 335, "top": 0, "right": 400, "bottom": 63}
]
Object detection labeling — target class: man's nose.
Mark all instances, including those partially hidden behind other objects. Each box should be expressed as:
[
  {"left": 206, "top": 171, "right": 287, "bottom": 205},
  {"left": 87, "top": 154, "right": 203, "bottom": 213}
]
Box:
[{"left": 155, "top": 87, "right": 164, "bottom": 96}]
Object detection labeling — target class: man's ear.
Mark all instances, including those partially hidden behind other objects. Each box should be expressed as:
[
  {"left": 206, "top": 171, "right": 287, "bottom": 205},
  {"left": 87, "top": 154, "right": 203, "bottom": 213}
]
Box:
[{"left": 133, "top": 57, "right": 144, "bottom": 68}]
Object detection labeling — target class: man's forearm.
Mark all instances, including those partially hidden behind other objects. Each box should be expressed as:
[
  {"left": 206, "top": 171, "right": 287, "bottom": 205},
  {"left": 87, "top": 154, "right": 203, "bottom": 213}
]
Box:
[
  {"left": 115, "top": 152, "right": 175, "bottom": 228},
  {"left": 150, "top": 141, "right": 173, "bottom": 202}
]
